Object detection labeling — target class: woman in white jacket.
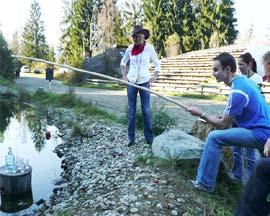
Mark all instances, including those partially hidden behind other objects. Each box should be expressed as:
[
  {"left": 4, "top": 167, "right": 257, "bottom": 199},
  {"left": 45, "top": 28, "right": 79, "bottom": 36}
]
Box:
[{"left": 120, "top": 25, "right": 160, "bottom": 147}]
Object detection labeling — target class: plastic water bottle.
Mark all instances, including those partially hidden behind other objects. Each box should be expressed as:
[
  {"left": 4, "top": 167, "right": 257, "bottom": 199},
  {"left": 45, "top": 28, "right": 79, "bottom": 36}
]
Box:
[{"left": 5, "top": 147, "right": 15, "bottom": 173}]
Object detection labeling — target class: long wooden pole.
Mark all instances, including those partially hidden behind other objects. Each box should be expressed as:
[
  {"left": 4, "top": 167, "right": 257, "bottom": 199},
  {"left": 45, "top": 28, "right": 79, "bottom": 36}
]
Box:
[{"left": 12, "top": 55, "right": 188, "bottom": 109}]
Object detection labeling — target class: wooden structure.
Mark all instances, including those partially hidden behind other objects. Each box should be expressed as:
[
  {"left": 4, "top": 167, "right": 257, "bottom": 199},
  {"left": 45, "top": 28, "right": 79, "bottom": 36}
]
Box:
[
  {"left": 0, "top": 166, "right": 32, "bottom": 195},
  {"left": 0, "top": 190, "right": 33, "bottom": 213}
]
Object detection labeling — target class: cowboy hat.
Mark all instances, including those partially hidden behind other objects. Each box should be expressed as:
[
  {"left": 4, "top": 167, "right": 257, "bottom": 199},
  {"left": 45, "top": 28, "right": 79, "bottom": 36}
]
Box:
[{"left": 130, "top": 25, "right": 150, "bottom": 40}]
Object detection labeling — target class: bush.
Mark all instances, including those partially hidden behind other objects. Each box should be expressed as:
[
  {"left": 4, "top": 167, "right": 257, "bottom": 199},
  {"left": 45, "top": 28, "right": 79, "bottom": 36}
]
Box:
[
  {"left": 124, "top": 102, "right": 177, "bottom": 136},
  {"left": 0, "top": 32, "right": 14, "bottom": 80},
  {"left": 165, "top": 33, "right": 181, "bottom": 57}
]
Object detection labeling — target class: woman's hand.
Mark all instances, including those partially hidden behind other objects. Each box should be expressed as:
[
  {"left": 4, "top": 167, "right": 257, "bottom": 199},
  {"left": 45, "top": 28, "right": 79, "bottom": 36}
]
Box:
[{"left": 122, "top": 74, "right": 128, "bottom": 81}]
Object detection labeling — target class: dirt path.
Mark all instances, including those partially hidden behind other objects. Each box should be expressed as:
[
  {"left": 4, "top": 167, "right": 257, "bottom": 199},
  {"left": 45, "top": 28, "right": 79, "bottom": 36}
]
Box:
[{"left": 15, "top": 74, "right": 226, "bottom": 133}]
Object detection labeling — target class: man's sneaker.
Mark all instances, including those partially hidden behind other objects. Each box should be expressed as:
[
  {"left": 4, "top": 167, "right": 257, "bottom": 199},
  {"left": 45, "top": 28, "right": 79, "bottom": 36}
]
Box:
[{"left": 190, "top": 180, "right": 214, "bottom": 193}]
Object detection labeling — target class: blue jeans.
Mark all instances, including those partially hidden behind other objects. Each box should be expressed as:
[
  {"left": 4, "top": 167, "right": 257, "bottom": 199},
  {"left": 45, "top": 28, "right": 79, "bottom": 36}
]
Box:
[
  {"left": 235, "top": 158, "right": 270, "bottom": 216},
  {"left": 231, "top": 146, "right": 256, "bottom": 181},
  {"left": 196, "top": 128, "right": 264, "bottom": 189},
  {"left": 127, "top": 81, "right": 153, "bottom": 143}
]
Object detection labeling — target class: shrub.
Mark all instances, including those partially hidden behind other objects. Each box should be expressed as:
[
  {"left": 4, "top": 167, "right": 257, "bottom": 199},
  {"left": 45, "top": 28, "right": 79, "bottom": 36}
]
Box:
[
  {"left": 165, "top": 33, "right": 181, "bottom": 57},
  {"left": 0, "top": 32, "right": 14, "bottom": 80},
  {"left": 124, "top": 102, "right": 176, "bottom": 136}
]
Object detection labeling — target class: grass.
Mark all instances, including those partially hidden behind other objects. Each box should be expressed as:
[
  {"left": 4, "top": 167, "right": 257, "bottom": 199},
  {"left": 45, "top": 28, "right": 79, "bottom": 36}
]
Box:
[
  {"left": 63, "top": 82, "right": 125, "bottom": 91},
  {"left": 122, "top": 102, "right": 177, "bottom": 136},
  {"left": 169, "top": 92, "right": 227, "bottom": 101},
  {"left": 31, "top": 88, "right": 118, "bottom": 121},
  {"left": 136, "top": 154, "right": 242, "bottom": 215}
]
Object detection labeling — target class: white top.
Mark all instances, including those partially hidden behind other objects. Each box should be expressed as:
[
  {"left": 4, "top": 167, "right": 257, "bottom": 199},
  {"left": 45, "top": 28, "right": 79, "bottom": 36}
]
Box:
[
  {"left": 120, "top": 43, "right": 161, "bottom": 84},
  {"left": 250, "top": 73, "right": 263, "bottom": 85}
]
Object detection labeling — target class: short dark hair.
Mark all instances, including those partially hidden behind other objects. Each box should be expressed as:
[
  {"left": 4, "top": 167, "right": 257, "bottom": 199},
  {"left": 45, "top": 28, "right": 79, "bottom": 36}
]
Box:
[
  {"left": 262, "top": 51, "right": 270, "bottom": 62},
  {"left": 213, "top": 52, "right": 236, "bottom": 72}
]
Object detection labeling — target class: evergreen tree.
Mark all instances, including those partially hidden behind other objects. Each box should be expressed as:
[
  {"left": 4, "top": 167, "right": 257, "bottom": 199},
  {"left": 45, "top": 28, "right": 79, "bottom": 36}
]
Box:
[
  {"left": 114, "top": 11, "right": 131, "bottom": 46},
  {"left": 21, "top": 0, "right": 49, "bottom": 60},
  {"left": 0, "top": 32, "right": 14, "bottom": 80},
  {"left": 180, "top": 0, "right": 199, "bottom": 52},
  {"left": 143, "top": 0, "right": 177, "bottom": 57},
  {"left": 97, "top": 0, "right": 118, "bottom": 49},
  {"left": 193, "top": 0, "right": 216, "bottom": 49},
  {"left": 60, "top": 0, "right": 101, "bottom": 67},
  {"left": 47, "top": 46, "right": 55, "bottom": 62},
  {"left": 212, "top": 0, "right": 238, "bottom": 46}
]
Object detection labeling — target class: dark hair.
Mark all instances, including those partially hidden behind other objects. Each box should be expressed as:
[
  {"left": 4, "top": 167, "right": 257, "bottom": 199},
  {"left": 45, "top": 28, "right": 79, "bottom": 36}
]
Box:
[
  {"left": 262, "top": 51, "right": 270, "bottom": 62},
  {"left": 239, "top": 52, "right": 257, "bottom": 73},
  {"left": 213, "top": 52, "right": 236, "bottom": 72}
]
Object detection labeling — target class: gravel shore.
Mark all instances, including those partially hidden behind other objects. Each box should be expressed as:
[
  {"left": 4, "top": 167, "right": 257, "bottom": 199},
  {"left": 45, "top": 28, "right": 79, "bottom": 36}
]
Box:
[{"left": 34, "top": 107, "right": 213, "bottom": 216}]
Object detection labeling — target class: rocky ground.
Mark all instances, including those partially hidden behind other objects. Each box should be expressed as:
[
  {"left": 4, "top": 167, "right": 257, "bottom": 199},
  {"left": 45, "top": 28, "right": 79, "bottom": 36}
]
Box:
[{"left": 32, "top": 107, "right": 237, "bottom": 216}]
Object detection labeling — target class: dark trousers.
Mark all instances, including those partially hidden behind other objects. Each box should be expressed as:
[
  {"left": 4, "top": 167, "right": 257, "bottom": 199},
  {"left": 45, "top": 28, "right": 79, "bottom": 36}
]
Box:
[{"left": 235, "top": 158, "right": 270, "bottom": 216}]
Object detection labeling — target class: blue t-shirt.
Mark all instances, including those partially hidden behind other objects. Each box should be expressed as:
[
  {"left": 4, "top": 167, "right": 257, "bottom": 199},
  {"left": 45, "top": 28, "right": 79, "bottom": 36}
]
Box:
[{"left": 224, "top": 75, "right": 270, "bottom": 143}]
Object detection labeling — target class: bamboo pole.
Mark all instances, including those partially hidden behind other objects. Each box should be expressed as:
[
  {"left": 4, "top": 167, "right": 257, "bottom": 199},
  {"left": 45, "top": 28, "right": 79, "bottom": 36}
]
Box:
[{"left": 12, "top": 55, "right": 188, "bottom": 109}]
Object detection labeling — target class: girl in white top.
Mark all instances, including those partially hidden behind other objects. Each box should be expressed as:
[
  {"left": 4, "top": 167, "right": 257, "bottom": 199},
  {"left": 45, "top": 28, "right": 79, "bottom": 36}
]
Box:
[{"left": 120, "top": 25, "right": 160, "bottom": 146}]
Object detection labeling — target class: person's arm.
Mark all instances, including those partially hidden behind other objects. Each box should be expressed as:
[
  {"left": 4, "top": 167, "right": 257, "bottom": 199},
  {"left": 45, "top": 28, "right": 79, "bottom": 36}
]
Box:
[
  {"left": 120, "top": 46, "right": 131, "bottom": 81},
  {"left": 149, "top": 45, "right": 160, "bottom": 83},
  {"left": 185, "top": 106, "right": 233, "bottom": 129},
  {"left": 121, "top": 65, "right": 128, "bottom": 81}
]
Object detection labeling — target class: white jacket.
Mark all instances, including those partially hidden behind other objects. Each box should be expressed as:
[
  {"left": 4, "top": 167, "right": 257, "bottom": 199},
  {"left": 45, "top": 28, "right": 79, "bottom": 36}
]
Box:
[{"left": 120, "top": 43, "right": 161, "bottom": 84}]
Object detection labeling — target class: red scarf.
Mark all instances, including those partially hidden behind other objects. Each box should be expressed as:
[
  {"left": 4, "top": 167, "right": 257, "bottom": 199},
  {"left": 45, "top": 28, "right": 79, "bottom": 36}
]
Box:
[{"left": 131, "top": 43, "right": 145, "bottom": 56}]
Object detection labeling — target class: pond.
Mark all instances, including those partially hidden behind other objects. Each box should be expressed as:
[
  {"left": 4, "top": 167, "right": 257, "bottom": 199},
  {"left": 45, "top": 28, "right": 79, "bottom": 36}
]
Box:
[{"left": 0, "top": 100, "right": 62, "bottom": 215}]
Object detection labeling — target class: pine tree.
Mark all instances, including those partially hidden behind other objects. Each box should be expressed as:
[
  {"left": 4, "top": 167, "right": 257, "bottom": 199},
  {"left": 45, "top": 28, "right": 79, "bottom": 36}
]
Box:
[
  {"left": 180, "top": 0, "right": 199, "bottom": 52},
  {"left": 0, "top": 31, "right": 14, "bottom": 80},
  {"left": 96, "top": 0, "right": 118, "bottom": 49},
  {"left": 114, "top": 12, "right": 131, "bottom": 46},
  {"left": 21, "top": 0, "right": 49, "bottom": 60},
  {"left": 215, "top": 0, "right": 238, "bottom": 46},
  {"left": 212, "top": 0, "right": 238, "bottom": 46},
  {"left": 47, "top": 46, "right": 55, "bottom": 62},
  {"left": 193, "top": 0, "right": 216, "bottom": 49},
  {"left": 60, "top": 0, "right": 102, "bottom": 67},
  {"left": 143, "top": 0, "right": 177, "bottom": 57}
]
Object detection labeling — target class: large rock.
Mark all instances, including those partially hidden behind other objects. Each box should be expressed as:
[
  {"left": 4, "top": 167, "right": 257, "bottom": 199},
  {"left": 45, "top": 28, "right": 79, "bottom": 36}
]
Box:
[{"left": 152, "top": 129, "right": 204, "bottom": 160}]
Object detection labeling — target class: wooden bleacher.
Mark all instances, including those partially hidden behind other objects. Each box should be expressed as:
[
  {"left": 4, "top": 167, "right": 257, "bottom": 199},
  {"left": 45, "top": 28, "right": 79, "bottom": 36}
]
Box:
[
  {"left": 87, "top": 44, "right": 270, "bottom": 99},
  {"left": 150, "top": 44, "right": 246, "bottom": 94}
]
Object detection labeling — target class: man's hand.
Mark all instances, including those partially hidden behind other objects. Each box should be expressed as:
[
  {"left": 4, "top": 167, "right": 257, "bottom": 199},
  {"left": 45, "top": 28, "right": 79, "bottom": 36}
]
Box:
[
  {"left": 185, "top": 106, "right": 203, "bottom": 117},
  {"left": 264, "top": 138, "right": 270, "bottom": 157}
]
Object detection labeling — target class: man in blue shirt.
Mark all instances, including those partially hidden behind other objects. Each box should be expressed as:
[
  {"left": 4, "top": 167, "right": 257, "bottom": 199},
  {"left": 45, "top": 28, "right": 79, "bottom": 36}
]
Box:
[{"left": 186, "top": 52, "right": 270, "bottom": 193}]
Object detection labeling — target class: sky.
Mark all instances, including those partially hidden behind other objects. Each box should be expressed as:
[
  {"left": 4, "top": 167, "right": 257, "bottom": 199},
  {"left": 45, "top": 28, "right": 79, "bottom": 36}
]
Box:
[{"left": 0, "top": 0, "right": 270, "bottom": 48}]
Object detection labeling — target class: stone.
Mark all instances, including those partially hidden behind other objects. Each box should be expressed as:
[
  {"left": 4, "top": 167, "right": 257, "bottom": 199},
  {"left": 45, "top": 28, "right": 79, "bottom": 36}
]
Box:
[{"left": 152, "top": 129, "right": 204, "bottom": 160}]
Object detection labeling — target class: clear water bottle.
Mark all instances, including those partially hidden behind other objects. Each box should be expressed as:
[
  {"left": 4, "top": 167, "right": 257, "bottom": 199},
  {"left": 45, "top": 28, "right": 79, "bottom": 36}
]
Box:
[{"left": 5, "top": 147, "right": 15, "bottom": 173}]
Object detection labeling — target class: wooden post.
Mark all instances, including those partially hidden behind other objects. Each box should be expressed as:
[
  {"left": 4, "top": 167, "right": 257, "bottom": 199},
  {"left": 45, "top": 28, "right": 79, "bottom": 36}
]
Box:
[
  {"left": 0, "top": 166, "right": 32, "bottom": 195},
  {"left": 201, "top": 85, "right": 204, "bottom": 96}
]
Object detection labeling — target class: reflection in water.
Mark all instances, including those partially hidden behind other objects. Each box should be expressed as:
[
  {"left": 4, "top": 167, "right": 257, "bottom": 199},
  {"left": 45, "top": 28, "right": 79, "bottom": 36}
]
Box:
[
  {"left": 0, "top": 100, "right": 62, "bottom": 214},
  {"left": 25, "top": 107, "right": 47, "bottom": 152},
  {"left": 0, "top": 190, "right": 33, "bottom": 213},
  {"left": 0, "top": 101, "right": 16, "bottom": 143}
]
